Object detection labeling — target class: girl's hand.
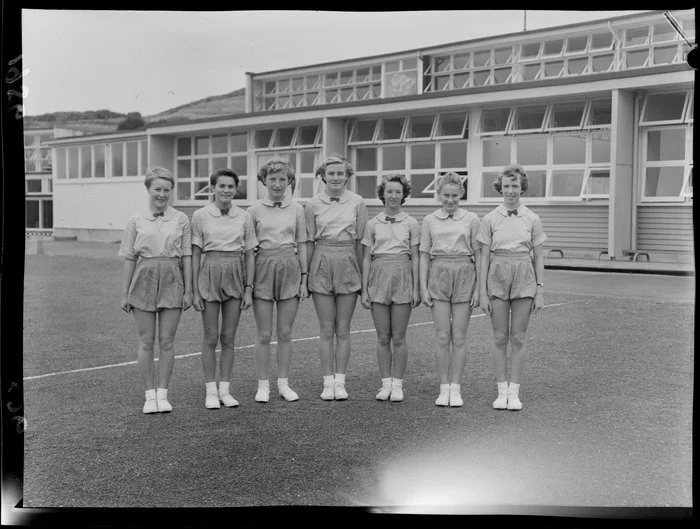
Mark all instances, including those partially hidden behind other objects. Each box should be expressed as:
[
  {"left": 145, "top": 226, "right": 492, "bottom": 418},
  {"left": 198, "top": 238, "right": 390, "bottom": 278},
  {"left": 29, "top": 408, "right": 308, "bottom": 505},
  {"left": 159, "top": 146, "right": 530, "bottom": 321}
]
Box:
[
  {"left": 411, "top": 290, "right": 421, "bottom": 308},
  {"left": 531, "top": 289, "right": 544, "bottom": 314},
  {"left": 120, "top": 295, "right": 133, "bottom": 314},
  {"left": 192, "top": 293, "right": 204, "bottom": 312},
  {"left": 299, "top": 283, "right": 310, "bottom": 301},
  {"left": 470, "top": 289, "right": 480, "bottom": 310},
  {"left": 182, "top": 291, "right": 193, "bottom": 311},
  {"left": 421, "top": 289, "right": 433, "bottom": 308},
  {"left": 241, "top": 289, "right": 253, "bottom": 310},
  {"left": 360, "top": 291, "right": 371, "bottom": 309},
  {"left": 479, "top": 293, "right": 491, "bottom": 316}
]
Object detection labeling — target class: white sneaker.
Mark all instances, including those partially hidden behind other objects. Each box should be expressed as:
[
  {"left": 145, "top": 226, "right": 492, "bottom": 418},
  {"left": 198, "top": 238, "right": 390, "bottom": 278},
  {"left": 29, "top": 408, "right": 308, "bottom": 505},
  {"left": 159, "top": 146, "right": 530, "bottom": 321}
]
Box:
[
  {"left": 493, "top": 394, "right": 508, "bottom": 409},
  {"left": 376, "top": 386, "right": 391, "bottom": 401},
  {"left": 278, "top": 385, "right": 299, "bottom": 402},
  {"left": 219, "top": 392, "right": 239, "bottom": 407},
  {"left": 449, "top": 388, "right": 463, "bottom": 407},
  {"left": 156, "top": 388, "right": 172, "bottom": 413},
  {"left": 435, "top": 390, "right": 449, "bottom": 407},
  {"left": 507, "top": 393, "right": 522, "bottom": 411},
  {"left": 143, "top": 398, "right": 158, "bottom": 414},
  {"left": 320, "top": 385, "right": 335, "bottom": 401},
  {"left": 334, "top": 382, "right": 348, "bottom": 400},
  {"left": 255, "top": 387, "right": 270, "bottom": 403},
  {"left": 389, "top": 386, "right": 404, "bottom": 402},
  {"left": 205, "top": 393, "right": 221, "bottom": 409}
]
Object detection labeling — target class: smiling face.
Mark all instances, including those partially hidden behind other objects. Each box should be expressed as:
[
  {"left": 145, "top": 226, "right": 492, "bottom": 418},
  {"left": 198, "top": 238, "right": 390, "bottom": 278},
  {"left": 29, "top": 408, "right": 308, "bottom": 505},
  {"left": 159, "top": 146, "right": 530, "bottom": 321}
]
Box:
[
  {"left": 265, "top": 170, "right": 289, "bottom": 201},
  {"left": 324, "top": 163, "right": 348, "bottom": 195},
  {"left": 383, "top": 181, "right": 405, "bottom": 211},
  {"left": 148, "top": 178, "right": 172, "bottom": 211},
  {"left": 213, "top": 175, "right": 237, "bottom": 207},
  {"left": 501, "top": 175, "right": 522, "bottom": 207},
  {"left": 438, "top": 182, "right": 462, "bottom": 213}
]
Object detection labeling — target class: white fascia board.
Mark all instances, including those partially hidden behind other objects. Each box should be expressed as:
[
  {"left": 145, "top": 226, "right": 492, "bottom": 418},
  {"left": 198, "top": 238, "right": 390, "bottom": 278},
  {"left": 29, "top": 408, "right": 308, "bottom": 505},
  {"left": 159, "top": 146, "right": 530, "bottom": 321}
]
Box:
[{"left": 45, "top": 132, "right": 147, "bottom": 146}]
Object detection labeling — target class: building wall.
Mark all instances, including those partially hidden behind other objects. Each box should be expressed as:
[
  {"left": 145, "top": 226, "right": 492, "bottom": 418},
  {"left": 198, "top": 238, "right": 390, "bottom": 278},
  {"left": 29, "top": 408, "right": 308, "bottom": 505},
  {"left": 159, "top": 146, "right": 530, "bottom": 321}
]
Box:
[{"left": 636, "top": 205, "right": 694, "bottom": 253}]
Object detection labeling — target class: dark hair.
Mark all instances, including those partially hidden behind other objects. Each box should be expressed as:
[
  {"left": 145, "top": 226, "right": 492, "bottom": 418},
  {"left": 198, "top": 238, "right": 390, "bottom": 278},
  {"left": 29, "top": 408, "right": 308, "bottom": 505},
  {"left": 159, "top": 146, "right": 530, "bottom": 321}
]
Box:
[
  {"left": 493, "top": 164, "right": 529, "bottom": 194},
  {"left": 210, "top": 168, "right": 239, "bottom": 187},
  {"left": 377, "top": 174, "right": 411, "bottom": 205},
  {"left": 257, "top": 158, "right": 296, "bottom": 187},
  {"left": 315, "top": 154, "right": 354, "bottom": 184}
]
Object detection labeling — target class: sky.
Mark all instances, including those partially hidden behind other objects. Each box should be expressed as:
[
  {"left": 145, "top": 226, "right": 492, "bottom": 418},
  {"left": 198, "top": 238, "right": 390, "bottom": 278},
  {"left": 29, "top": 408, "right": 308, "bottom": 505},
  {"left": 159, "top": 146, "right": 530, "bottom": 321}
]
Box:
[{"left": 21, "top": 9, "right": 647, "bottom": 117}]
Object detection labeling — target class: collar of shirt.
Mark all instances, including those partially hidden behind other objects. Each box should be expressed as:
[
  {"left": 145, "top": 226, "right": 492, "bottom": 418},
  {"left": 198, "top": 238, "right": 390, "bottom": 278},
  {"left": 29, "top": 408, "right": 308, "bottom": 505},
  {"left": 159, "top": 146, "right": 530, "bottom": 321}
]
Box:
[
  {"left": 318, "top": 190, "right": 349, "bottom": 204},
  {"left": 205, "top": 203, "right": 241, "bottom": 218},
  {"left": 496, "top": 204, "right": 525, "bottom": 217},
  {"left": 261, "top": 197, "right": 291, "bottom": 208},
  {"left": 377, "top": 211, "right": 408, "bottom": 224},
  {"left": 433, "top": 208, "right": 466, "bottom": 221},
  {"left": 141, "top": 207, "right": 175, "bottom": 222}
]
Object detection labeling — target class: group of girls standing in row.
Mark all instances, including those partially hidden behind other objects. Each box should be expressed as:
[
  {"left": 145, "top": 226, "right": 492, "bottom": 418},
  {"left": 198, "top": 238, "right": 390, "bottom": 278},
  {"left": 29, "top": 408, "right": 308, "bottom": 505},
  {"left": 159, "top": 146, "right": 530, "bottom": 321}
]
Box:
[{"left": 119, "top": 155, "right": 546, "bottom": 415}]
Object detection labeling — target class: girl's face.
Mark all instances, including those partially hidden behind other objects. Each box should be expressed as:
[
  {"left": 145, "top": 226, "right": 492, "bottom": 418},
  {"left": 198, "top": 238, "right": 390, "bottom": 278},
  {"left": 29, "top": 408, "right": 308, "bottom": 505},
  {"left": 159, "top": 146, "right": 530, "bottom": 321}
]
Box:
[
  {"left": 265, "top": 171, "right": 289, "bottom": 201},
  {"left": 383, "top": 181, "right": 404, "bottom": 210},
  {"left": 148, "top": 178, "right": 172, "bottom": 210},
  {"left": 213, "top": 176, "right": 237, "bottom": 205},
  {"left": 501, "top": 175, "right": 522, "bottom": 205},
  {"left": 324, "top": 163, "right": 348, "bottom": 194},
  {"left": 438, "top": 183, "right": 462, "bottom": 212}
]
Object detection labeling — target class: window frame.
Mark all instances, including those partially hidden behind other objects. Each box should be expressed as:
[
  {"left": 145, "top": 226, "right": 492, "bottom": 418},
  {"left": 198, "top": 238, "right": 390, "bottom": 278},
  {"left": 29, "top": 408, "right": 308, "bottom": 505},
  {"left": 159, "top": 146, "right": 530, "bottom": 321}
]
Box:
[
  {"left": 640, "top": 124, "right": 692, "bottom": 202},
  {"left": 639, "top": 90, "right": 692, "bottom": 126}
]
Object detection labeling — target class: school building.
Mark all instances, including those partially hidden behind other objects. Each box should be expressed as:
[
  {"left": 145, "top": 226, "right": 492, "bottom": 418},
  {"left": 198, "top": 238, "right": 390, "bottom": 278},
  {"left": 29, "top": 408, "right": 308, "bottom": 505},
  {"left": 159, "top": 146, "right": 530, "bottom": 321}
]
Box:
[{"left": 45, "top": 9, "right": 695, "bottom": 264}]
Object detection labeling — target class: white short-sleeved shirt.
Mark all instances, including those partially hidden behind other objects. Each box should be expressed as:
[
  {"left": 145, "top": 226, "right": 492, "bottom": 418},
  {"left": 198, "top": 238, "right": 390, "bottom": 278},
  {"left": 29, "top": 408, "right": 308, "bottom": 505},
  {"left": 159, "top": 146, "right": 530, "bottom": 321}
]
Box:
[
  {"left": 247, "top": 197, "right": 308, "bottom": 250},
  {"left": 190, "top": 203, "right": 257, "bottom": 253},
  {"left": 305, "top": 190, "right": 368, "bottom": 243},
  {"left": 361, "top": 212, "right": 420, "bottom": 255},
  {"left": 118, "top": 207, "right": 192, "bottom": 260},
  {"left": 419, "top": 208, "right": 480, "bottom": 256},
  {"left": 477, "top": 204, "right": 547, "bottom": 252}
]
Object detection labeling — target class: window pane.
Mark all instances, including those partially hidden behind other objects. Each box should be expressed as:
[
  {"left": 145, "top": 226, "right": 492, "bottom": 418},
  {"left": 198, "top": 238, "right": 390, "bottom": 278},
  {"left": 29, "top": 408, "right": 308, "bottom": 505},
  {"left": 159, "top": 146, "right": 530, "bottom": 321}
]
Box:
[
  {"left": 139, "top": 140, "right": 147, "bottom": 175},
  {"left": 566, "top": 35, "right": 588, "bottom": 53},
  {"left": 551, "top": 170, "right": 584, "bottom": 196},
  {"left": 553, "top": 132, "right": 586, "bottom": 164},
  {"left": 407, "top": 115, "right": 434, "bottom": 139},
  {"left": 26, "top": 201, "right": 40, "bottom": 228},
  {"left": 94, "top": 146, "right": 105, "bottom": 178},
  {"left": 550, "top": 101, "right": 585, "bottom": 128},
  {"left": 514, "top": 105, "right": 547, "bottom": 130},
  {"left": 378, "top": 118, "right": 404, "bottom": 141},
  {"left": 653, "top": 22, "right": 676, "bottom": 42},
  {"left": 42, "top": 201, "right": 53, "bottom": 229},
  {"left": 356, "top": 174, "right": 378, "bottom": 198},
  {"left": 193, "top": 136, "right": 209, "bottom": 155},
  {"left": 230, "top": 133, "right": 247, "bottom": 152},
  {"left": 126, "top": 142, "right": 139, "bottom": 176},
  {"left": 385, "top": 61, "right": 400, "bottom": 73},
  {"left": 356, "top": 148, "right": 377, "bottom": 171},
  {"left": 300, "top": 151, "right": 316, "bottom": 173},
  {"left": 26, "top": 180, "right": 42, "bottom": 193},
  {"left": 212, "top": 135, "right": 228, "bottom": 154},
  {"left": 474, "top": 50, "right": 491, "bottom": 67},
  {"left": 544, "top": 39, "right": 564, "bottom": 55},
  {"left": 231, "top": 155, "right": 247, "bottom": 175},
  {"left": 351, "top": 120, "right": 377, "bottom": 142},
  {"left": 626, "top": 49, "right": 648, "bottom": 68},
  {"left": 56, "top": 148, "right": 66, "bottom": 178},
  {"left": 382, "top": 145, "right": 406, "bottom": 170},
  {"left": 194, "top": 180, "right": 210, "bottom": 200},
  {"left": 586, "top": 170, "right": 610, "bottom": 195},
  {"left": 481, "top": 171, "right": 501, "bottom": 198},
  {"left": 591, "top": 32, "right": 613, "bottom": 50},
  {"left": 589, "top": 99, "right": 611, "bottom": 126},
  {"left": 647, "top": 129, "right": 685, "bottom": 161},
  {"left": 481, "top": 108, "right": 510, "bottom": 133},
  {"left": 625, "top": 27, "right": 649, "bottom": 46},
  {"left": 298, "top": 125, "right": 319, "bottom": 146},
  {"left": 436, "top": 112, "right": 467, "bottom": 137},
  {"left": 567, "top": 57, "right": 588, "bottom": 75},
  {"left": 494, "top": 67, "right": 511, "bottom": 84},
  {"left": 178, "top": 159, "right": 191, "bottom": 179},
  {"left": 440, "top": 141, "right": 468, "bottom": 168},
  {"left": 525, "top": 170, "right": 546, "bottom": 197},
  {"left": 410, "top": 144, "right": 435, "bottom": 170},
  {"left": 454, "top": 72, "right": 471, "bottom": 88},
  {"left": 516, "top": 135, "right": 547, "bottom": 165},
  {"left": 274, "top": 127, "right": 295, "bottom": 148},
  {"left": 112, "top": 143, "right": 124, "bottom": 177},
  {"left": 40, "top": 148, "right": 51, "bottom": 171},
  {"left": 196, "top": 159, "right": 209, "bottom": 178},
  {"left": 482, "top": 137, "right": 511, "bottom": 166},
  {"left": 212, "top": 157, "right": 228, "bottom": 171},
  {"left": 645, "top": 166, "right": 684, "bottom": 196},
  {"left": 591, "top": 54, "right": 614, "bottom": 72},
  {"left": 591, "top": 130, "right": 611, "bottom": 163},
  {"left": 523, "top": 63, "right": 540, "bottom": 81},
  {"left": 494, "top": 47, "right": 512, "bottom": 64},
  {"left": 80, "top": 145, "right": 92, "bottom": 178},
  {"left": 410, "top": 173, "right": 435, "bottom": 198},
  {"left": 298, "top": 178, "right": 315, "bottom": 198},
  {"left": 473, "top": 70, "right": 490, "bottom": 86},
  {"left": 653, "top": 45, "right": 677, "bottom": 65},
  {"left": 68, "top": 147, "right": 79, "bottom": 178},
  {"left": 544, "top": 61, "right": 564, "bottom": 77},
  {"left": 453, "top": 53, "right": 470, "bottom": 70},
  {"left": 521, "top": 42, "right": 540, "bottom": 58},
  {"left": 255, "top": 129, "right": 273, "bottom": 149},
  {"left": 644, "top": 92, "right": 687, "bottom": 122},
  {"left": 235, "top": 179, "right": 248, "bottom": 200}
]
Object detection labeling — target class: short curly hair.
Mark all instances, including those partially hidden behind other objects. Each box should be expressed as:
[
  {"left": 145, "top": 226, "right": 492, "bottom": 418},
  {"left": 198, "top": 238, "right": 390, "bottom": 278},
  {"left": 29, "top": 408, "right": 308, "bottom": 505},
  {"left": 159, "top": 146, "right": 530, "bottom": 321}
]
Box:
[
  {"left": 144, "top": 166, "right": 174, "bottom": 189},
  {"left": 257, "top": 158, "right": 296, "bottom": 187},
  {"left": 377, "top": 174, "right": 411, "bottom": 205},
  {"left": 435, "top": 172, "right": 465, "bottom": 197},
  {"left": 210, "top": 168, "right": 239, "bottom": 188},
  {"left": 315, "top": 154, "right": 354, "bottom": 184},
  {"left": 493, "top": 164, "right": 529, "bottom": 194}
]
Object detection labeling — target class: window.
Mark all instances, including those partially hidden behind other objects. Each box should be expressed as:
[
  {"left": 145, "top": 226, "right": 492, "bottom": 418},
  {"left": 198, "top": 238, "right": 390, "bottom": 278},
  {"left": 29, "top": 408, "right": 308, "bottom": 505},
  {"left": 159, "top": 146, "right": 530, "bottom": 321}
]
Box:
[
  {"left": 549, "top": 101, "right": 586, "bottom": 129},
  {"left": 25, "top": 198, "right": 53, "bottom": 229},
  {"left": 112, "top": 143, "right": 124, "bottom": 177},
  {"left": 640, "top": 91, "right": 690, "bottom": 125},
  {"left": 95, "top": 145, "right": 106, "bottom": 178},
  {"left": 480, "top": 108, "right": 511, "bottom": 135},
  {"left": 512, "top": 105, "right": 548, "bottom": 133},
  {"left": 582, "top": 169, "right": 610, "bottom": 197},
  {"left": 80, "top": 145, "right": 92, "bottom": 179},
  {"left": 377, "top": 118, "right": 405, "bottom": 142},
  {"left": 405, "top": 115, "right": 436, "bottom": 140},
  {"left": 641, "top": 126, "right": 691, "bottom": 200},
  {"left": 349, "top": 120, "right": 378, "bottom": 144},
  {"left": 434, "top": 111, "right": 468, "bottom": 139}
]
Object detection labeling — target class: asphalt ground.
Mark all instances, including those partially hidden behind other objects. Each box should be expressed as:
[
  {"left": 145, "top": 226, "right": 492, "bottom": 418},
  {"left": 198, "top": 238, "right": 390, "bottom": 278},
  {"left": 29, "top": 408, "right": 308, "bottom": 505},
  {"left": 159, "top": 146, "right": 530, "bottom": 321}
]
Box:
[{"left": 21, "top": 242, "right": 694, "bottom": 511}]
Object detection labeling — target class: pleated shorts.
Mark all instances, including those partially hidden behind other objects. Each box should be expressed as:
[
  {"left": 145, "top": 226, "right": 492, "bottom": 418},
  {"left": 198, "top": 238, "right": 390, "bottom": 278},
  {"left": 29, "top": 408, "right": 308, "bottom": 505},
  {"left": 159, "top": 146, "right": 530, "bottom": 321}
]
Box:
[
  {"left": 128, "top": 257, "right": 184, "bottom": 312},
  {"left": 198, "top": 251, "right": 245, "bottom": 303},
  {"left": 427, "top": 255, "right": 476, "bottom": 304},
  {"left": 308, "top": 240, "right": 361, "bottom": 296},
  {"left": 487, "top": 251, "right": 536, "bottom": 301},
  {"left": 367, "top": 254, "right": 413, "bottom": 305},
  {"left": 253, "top": 247, "right": 301, "bottom": 301}
]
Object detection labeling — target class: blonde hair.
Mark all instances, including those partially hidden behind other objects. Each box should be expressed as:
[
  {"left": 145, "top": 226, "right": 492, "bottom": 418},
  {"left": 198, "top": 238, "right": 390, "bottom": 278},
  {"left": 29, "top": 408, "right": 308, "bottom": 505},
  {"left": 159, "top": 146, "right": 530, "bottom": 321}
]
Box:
[
  {"left": 144, "top": 166, "right": 174, "bottom": 189},
  {"left": 435, "top": 172, "right": 465, "bottom": 196},
  {"left": 315, "top": 154, "right": 354, "bottom": 183},
  {"left": 257, "top": 158, "right": 296, "bottom": 187}
]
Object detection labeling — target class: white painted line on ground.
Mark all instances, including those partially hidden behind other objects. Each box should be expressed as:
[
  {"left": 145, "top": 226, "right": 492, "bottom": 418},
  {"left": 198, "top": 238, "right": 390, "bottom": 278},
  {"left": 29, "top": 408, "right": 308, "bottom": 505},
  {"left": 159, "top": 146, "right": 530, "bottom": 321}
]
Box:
[{"left": 24, "top": 299, "right": 587, "bottom": 382}]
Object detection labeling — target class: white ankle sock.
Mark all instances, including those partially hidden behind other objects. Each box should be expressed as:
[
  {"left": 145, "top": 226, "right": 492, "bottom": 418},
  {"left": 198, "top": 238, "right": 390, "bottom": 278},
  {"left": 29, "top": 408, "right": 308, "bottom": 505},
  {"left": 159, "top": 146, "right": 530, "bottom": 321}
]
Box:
[
  {"left": 335, "top": 373, "right": 346, "bottom": 384},
  {"left": 391, "top": 378, "right": 402, "bottom": 388},
  {"left": 156, "top": 388, "right": 168, "bottom": 398},
  {"left": 323, "top": 375, "right": 334, "bottom": 386},
  {"left": 205, "top": 381, "right": 217, "bottom": 394},
  {"left": 508, "top": 382, "right": 520, "bottom": 394},
  {"left": 381, "top": 377, "right": 392, "bottom": 387},
  {"left": 450, "top": 383, "right": 460, "bottom": 392},
  {"left": 145, "top": 389, "right": 156, "bottom": 400},
  {"left": 219, "top": 381, "right": 230, "bottom": 394},
  {"left": 277, "top": 377, "right": 289, "bottom": 387},
  {"left": 258, "top": 379, "right": 270, "bottom": 390}
]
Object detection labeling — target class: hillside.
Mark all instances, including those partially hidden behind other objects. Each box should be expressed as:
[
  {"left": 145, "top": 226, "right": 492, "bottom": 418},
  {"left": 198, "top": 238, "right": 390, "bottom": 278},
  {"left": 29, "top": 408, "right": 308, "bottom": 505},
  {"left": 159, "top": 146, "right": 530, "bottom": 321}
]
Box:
[{"left": 24, "top": 88, "right": 247, "bottom": 132}]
